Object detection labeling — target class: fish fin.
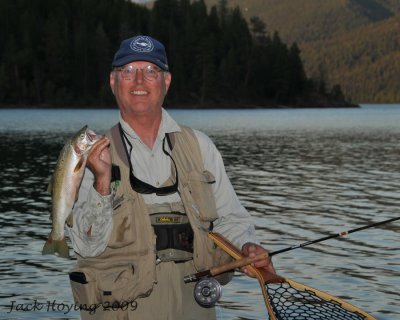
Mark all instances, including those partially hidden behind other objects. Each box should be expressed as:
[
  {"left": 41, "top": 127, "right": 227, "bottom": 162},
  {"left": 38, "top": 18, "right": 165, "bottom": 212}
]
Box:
[
  {"left": 42, "top": 237, "right": 70, "bottom": 259},
  {"left": 66, "top": 213, "right": 73, "bottom": 228},
  {"left": 47, "top": 176, "right": 53, "bottom": 194},
  {"left": 73, "top": 157, "right": 85, "bottom": 173}
]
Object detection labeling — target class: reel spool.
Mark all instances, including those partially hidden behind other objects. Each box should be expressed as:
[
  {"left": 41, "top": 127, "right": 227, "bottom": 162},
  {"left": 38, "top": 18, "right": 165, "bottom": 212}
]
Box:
[{"left": 194, "top": 277, "right": 222, "bottom": 307}]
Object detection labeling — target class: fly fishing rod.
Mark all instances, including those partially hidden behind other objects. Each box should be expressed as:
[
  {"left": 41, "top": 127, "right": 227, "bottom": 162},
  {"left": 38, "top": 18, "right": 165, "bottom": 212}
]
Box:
[
  {"left": 269, "top": 216, "right": 399, "bottom": 257},
  {"left": 184, "top": 216, "right": 399, "bottom": 283}
]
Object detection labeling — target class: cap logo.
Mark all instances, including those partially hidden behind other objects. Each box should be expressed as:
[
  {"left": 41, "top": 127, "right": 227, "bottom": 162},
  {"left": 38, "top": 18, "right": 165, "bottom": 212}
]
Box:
[{"left": 130, "top": 36, "right": 154, "bottom": 53}]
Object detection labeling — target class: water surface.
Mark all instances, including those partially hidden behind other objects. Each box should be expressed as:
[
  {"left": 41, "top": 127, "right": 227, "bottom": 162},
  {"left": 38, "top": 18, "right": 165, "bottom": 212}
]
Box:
[{"left": 0, "top": 105, "right": 399, "bottom": 319}]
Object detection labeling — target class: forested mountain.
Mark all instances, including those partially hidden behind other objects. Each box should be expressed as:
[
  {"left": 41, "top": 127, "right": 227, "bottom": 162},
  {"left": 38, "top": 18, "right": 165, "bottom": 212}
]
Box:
[
  {"left": 203, "top": 0, "right": 400, "bottom": 103},
  {"left": 0, "top": 0, "right": 351, "bottom": 108}
]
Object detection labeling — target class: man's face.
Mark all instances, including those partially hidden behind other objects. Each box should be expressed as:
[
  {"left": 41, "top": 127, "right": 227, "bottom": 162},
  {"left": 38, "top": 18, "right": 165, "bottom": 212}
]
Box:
[{"left": 110, "top": 61, "right": 171, "bottom": 118}]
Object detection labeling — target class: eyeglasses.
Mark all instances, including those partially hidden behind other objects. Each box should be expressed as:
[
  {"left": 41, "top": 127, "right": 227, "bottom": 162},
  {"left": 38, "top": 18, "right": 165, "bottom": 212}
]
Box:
[
  {"left": 115, "top": 65, "right": 162, "bottom": 81},
  {"left": 118, "top": 124, "right": 178, "bottom": 196}
]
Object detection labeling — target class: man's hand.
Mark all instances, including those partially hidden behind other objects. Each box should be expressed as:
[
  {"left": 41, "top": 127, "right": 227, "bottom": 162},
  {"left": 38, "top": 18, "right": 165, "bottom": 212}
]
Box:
[
  {"left": 86, "top": 137, "right": 112, "bottom": 196},
  {"left": 241, "top": 242, "right": 276, "bottom": 277}
]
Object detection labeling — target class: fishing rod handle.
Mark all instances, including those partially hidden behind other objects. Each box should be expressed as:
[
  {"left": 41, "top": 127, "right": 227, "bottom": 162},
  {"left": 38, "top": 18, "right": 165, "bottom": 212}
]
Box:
[
  {"left": 209, "top": 253, "right": 268, "bottom": 276},
  {"left": 183, "top": 253, "right": 268, "bottom": 283}
]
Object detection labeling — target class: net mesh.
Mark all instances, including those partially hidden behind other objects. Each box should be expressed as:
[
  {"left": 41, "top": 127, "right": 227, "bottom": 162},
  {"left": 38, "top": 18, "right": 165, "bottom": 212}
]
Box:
[{"left": 266, "top": 282, "right": 367, "bottom": 320}]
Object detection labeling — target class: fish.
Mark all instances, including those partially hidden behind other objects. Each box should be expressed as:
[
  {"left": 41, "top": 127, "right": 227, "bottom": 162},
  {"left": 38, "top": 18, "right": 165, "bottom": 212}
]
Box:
[{"left": 42, "top": 125, "right": 101, "bottom": 258}]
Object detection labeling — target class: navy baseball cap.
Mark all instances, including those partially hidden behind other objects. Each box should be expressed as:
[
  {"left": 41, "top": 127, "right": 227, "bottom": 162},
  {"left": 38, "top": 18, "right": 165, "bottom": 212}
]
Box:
[{"left": 112, "top": 35, "right": 169, "bottom": 71}]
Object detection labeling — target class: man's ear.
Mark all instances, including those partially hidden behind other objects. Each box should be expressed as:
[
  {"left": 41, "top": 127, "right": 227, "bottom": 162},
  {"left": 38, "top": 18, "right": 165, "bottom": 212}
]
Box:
[
  {"left": 164, "top": 72, "right": 172, "bottom": 93},
  {"left": 110, "top": 72, "right": 116, "bottom": 95}
]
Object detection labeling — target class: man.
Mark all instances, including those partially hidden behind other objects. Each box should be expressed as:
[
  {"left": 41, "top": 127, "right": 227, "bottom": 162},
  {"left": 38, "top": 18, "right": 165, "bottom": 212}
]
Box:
[{"left": 68, "top": 35, "right": 275, "bottom": 320}]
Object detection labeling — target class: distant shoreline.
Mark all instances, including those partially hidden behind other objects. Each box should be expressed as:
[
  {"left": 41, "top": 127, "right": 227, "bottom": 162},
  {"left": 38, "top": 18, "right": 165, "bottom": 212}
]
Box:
[{"left": 0, "top": 102, "right": 360, "bottom": 109}]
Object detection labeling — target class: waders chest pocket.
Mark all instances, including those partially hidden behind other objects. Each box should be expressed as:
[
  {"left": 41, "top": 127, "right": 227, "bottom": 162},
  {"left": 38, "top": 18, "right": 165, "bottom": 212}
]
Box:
[
  {"left": 151, "top": 213, "right": 194, "bottom": 262},
  {"left": 69, "top": 265, "right": 137, "bottom": 308},
  {"left": 69, "top": 269, "right": 98, "bottom": 308},
  {"left": 154, "top": 222, "right": 194, "bottom": 252},
  {"left": 70, "top": 272, "right": 88, "bottom": 284},
  {"left": 187, "top": 170, "right": 218, "bottom": 221}
]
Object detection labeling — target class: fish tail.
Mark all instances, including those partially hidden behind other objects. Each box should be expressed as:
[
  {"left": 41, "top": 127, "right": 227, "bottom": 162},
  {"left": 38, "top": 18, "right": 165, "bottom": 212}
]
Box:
[{"left": 42, "top": 237, "right": 70, "bottom": 259}]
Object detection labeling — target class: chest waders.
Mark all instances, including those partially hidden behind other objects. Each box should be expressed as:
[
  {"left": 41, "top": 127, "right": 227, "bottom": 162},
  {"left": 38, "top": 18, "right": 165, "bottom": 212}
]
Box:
[{"left": 116, "top": 124, "right": 195, "bottom": 263}]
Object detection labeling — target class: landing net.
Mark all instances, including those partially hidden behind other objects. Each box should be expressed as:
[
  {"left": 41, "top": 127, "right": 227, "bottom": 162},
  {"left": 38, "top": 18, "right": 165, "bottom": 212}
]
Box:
[{"left": 266, "top": 281, "right": 368, "bottom": 320}]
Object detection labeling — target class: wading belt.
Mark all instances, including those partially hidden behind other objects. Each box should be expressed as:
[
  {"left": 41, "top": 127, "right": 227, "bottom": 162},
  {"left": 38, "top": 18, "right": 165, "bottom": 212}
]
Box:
[{"left": 148, "top": 203, "right": 194, "bottom": 263}]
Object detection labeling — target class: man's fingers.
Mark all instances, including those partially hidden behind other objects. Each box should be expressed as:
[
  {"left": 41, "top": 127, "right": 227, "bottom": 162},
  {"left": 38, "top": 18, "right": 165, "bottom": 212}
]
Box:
[
  {"left": 86, "top": 137, "right": 111, "bottom": 176},
  {"left": 88, "top": 138, "right": 110, "bottom": 161},
  {"left": 241, "top": 242, "right": 276, "bottom": 276},
  {"left": 90, "top": 137, "right": 110, "bottom": 154}
]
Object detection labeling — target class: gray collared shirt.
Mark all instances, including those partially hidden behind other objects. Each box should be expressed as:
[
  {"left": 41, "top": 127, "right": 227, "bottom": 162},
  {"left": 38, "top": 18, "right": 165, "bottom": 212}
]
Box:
[{"left": 69, "top": 109, "right": 258, "bottom": 257}]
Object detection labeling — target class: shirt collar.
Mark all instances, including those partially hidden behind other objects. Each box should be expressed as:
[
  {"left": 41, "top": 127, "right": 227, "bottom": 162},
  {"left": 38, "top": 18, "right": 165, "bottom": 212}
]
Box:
[
  {"left": 118, "top": 108, "right": 181, "bottom": 141},
  {"left": 160, "top": 108, "right": 181, "bottom": 135}
]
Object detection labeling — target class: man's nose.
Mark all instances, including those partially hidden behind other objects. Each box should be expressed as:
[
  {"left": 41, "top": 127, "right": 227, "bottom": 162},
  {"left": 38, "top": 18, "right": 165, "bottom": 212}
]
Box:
[{"left": 134, "top": 69, "right": 144, "bottom": 83}]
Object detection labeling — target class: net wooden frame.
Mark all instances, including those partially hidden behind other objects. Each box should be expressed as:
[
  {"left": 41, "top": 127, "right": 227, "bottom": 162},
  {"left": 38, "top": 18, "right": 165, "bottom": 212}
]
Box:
[{"left": 208, "top": 232, "right": 376, "bottom": 320}]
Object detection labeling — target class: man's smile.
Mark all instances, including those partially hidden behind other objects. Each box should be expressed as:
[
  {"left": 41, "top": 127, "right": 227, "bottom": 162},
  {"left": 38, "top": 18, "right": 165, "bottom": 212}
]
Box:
[{"left": 130, "top": 90, "right": 149, "bottom": 95}]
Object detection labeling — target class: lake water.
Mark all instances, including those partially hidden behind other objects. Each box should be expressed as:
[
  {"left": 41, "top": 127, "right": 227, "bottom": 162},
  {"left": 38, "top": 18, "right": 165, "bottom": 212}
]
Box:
[{"left": 0, "top": 105, "right": 399, "bottom": 319}]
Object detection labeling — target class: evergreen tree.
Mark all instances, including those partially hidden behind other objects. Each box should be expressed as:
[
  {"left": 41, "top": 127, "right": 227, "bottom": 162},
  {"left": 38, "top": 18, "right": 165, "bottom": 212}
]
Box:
[
  {"left": 0, "top": 0, "right": 340, "bottom": 108},
  {"left": 287, "top": 43, "right": 307, "bottom": 97}
]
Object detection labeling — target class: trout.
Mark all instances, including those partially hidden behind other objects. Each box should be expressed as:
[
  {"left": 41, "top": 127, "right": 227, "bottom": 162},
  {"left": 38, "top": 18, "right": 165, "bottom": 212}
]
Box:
[{"left": 42, "top": 125, "right": 101, "bottom": 258}]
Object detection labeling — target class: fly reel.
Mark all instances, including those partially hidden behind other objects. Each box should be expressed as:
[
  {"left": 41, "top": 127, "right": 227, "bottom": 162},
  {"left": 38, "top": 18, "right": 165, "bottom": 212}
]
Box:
[{"left": 194, "top": 277, "right": 222, "bottom": 307}]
